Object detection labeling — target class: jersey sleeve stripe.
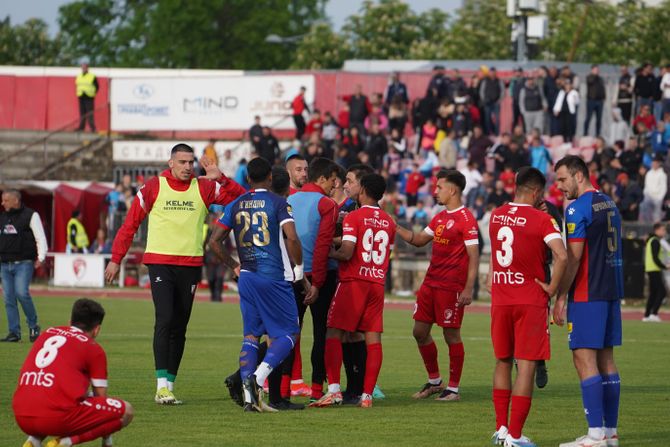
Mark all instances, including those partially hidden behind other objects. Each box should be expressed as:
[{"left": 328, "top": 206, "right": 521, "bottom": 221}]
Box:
[
  {"left": 568, "top": 237, "right": 585, "bottom": 243},
  {"left": 279, "top": 218, "right": 294, "bottom": 227},
  {"left": 423, "top": 227, "right": 434, "bottom": 236},
  {"left": 464, "top": 239, "right": 479, "bottom": 246},
  {"left": 91, "top": 378, "right": 108, "bottom": 387},
  {"left": 543, "top": 233, "right": 563, "bottom": 243},
  {"left": 342, "top": 235, "right": 357, "bottom": 243}
]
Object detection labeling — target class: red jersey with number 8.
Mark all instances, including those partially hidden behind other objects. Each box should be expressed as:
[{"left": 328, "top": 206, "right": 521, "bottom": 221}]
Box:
[
  {"left": 340, "top": 205, "right": 396, "bottom": 285},
  {"left": 489, "top": 203, "right": 562, "bottom": 307},
  {"left": 13, "top": 326, "right": 108, "bottom": 416}
]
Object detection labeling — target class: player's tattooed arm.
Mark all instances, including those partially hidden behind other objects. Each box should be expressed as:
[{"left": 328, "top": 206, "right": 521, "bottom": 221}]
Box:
[
  {"left": 395, "top": 223, "right": 432, "bottom": 247},
  {"left": 329, "top": 241, "right": 355, "bottom": 261}
]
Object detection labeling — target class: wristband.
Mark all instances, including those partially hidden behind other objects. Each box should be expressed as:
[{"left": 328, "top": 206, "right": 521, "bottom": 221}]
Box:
[{"left": 293, "top": 264, "right": 304, "bottom": 282}]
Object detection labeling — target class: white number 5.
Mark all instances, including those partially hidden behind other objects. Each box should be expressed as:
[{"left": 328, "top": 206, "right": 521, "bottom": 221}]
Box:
[{"left": 496, "top": 226, "right": 514, "bottom": 268}]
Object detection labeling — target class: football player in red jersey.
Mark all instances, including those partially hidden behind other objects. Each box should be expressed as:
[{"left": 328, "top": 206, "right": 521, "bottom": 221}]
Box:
[
  {"left": 310, "top": 174, "right": 395, "bottom": 408},
  {"left": 395, "top": 169, "right": 480, "bottom": 402},
  {"left": 487, "top": 167, "right": 567, "bottom": 447},
  {"left": 13, "top": 299, "right": 133, "bottom": 447}
]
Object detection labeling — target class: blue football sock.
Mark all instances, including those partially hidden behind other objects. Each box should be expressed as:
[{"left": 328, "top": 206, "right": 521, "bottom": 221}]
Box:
[
  {"left": 602, "top": 373, "right": 620, "bottom": 429},
  {"left": 263, "top": 335, "right": 296, "bottom": 370},
  {"left": 581, "top": 375, "right": 604, "bottom": 428},
  {"left": 239, "top": 339, "right": 260, "bottom": 380}
]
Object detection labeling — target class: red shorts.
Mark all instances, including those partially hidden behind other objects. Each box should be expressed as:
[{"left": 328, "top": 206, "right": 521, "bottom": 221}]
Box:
[
  {"left": 15, "top": 396, "right": 126, "bottom": 438},
  {"left": 413, "top": 284, "right": 464, "bottom": 328},
  {"left": 327, "top": 280, "right": 384, "bottom": 333},
  {"left": 491, "top": 305, "right": 550, "bottom": 361}
]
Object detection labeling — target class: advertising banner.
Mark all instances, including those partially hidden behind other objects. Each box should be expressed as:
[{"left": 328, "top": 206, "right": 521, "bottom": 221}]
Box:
[{"left": 53, "top": 254, "right": 106, "bottom": 288}]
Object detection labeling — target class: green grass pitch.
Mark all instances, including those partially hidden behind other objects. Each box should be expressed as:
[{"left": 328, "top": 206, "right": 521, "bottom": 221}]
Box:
[{"left": 1, "top": 296, "right": 669, "bottom": 446}]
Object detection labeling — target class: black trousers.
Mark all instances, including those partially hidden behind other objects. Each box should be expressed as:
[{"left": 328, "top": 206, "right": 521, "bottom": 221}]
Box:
[
  {"left": 148, "top": 264, "right": 201, "bottom": 376},
  {"left": 293, "top": 269, "right": 337, "bottom": 386},
  {"left": 646, "top": 271, "right": 666, "bottom": 317},
  {"left": 78, "top": 96, "right": 95, "bottom": 131},
  {"left": 293, "top": 114, "right": 306, "bottom": 140}
]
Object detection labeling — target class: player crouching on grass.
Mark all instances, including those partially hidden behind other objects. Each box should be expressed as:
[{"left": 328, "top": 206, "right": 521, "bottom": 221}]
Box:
[
  {"left": 13, "top": 298, "right": 133, "bottom": 447},
  {"left": 487, "top": 167, "right": 567, "bottom": 447},
  {"left": 309, "top": 173, "right": 395, "bottom": 408}
]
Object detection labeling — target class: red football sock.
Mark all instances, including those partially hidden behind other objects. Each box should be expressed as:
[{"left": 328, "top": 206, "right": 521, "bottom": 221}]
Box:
[
  {"left": 325, "top": 337, "right": 343, "bottom": 386},
  {"left": 311, "top": 382, "right": 323, "bottom": 399},
  {"left": 363, "top": 343, "right": 383, "bottom": 395},
  {"left": 447, "top": 342, "right": 464, "bottom": 389},
  {"left": 509, "top": 395, "right": 532, "bottom": 439},
  {"left": 291, "top": 338, "right": 303, "bottom": 381},
  {"left": 70, "top": 419, "right": 123, "bottom": 445},
  {"left": 281, "top": 374, "right": 291, "bottom": 398},
  {"left": 418, "top": 341, "right": 440, "bottom": 380},
  {"left": 493, "top": 388, "right": 512, "bottom": 430}
]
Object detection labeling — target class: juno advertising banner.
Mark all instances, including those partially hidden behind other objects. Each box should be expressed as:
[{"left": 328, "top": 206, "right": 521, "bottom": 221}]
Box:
[{"left": 110, "top": 74, "right": 315, "bottom": 131}]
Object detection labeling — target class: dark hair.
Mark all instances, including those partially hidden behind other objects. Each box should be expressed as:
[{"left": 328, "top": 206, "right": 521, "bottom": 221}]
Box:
[
  {"left": 247, "top": 157, "right": 272, "bottom": 183},
  {"left": 555, "top": 155, "right": 589, "bottom": 178},
  {"left": 71, "top": 210, "right": 81, "bottom": 218},
  {"left": 360, "top": 174, "right": 386, "bottom": 201},
  {"left": 271, "top": 166, "right": 290, "bottom": 196},
  {"left": 436, "top": 169, "right": 466, "bottom": 192},
  {"left": 170, "top": 143, "right": 194, "bottom": 156},
  {"left": 335, "top": 164, "right": 346, "bottom": 183},
  {"left": 71, "top": 298, "right": 105, "bottom": 332},
  {"left": 653, "top": 222, "right": 665, "bottom": 232},
  {"left": 307, "top": 157, "right": 338, "bottom": 183},
  {"left": 516, "top": 166, "right": 547, "bottom": 190},
  {"left": 346, "top": 163, "right": 374, "bottom": 181}
]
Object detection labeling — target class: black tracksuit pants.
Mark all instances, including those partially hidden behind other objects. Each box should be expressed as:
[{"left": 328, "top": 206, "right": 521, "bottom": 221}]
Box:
[{"left": 646, "top": 271, "right": 666, "bottom": 317}]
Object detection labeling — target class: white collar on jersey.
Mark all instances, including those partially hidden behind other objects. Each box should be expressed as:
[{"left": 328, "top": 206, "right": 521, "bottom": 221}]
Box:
[
  {"left": 360, "top": 205, "right": 380, "bottom": 209},
  {"left": 446, "top": 205, "right": 465, "bottom": 213},
  {"left": 508, "top": 202, "right": 531, "bottom": 207},
  {"left": 251, "top": 188, "right": 267, "bottom": 192}
]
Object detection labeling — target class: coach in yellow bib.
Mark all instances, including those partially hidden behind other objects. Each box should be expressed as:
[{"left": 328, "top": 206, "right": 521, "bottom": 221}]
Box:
[
  {"left": 75, "top": 63, "right": 98, "bottom": 132},
  {"left": 105, "top": 144, "right": 245, "bottom": 404}
]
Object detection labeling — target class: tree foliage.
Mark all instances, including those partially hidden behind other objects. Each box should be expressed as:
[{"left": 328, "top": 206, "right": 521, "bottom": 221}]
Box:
[
  {"left": 0, "top": 17, "right": 63, "bottom": 65},
  {"left": 291, "top": 23, "right": 352, "bottom": 69}
]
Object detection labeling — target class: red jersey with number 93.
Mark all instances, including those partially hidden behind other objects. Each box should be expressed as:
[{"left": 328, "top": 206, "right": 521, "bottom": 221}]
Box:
[
  {"left": 489, "top": 203, "right": 562, "bottom": 307},
  {"left": 340, "top": 205, "right": 396, "bottom": 285},
  {"left": 13, "top": 326, "right": 108, "bottom": 416}
]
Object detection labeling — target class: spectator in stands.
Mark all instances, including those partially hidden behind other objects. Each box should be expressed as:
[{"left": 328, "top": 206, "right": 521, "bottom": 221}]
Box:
[
  {"left": 305, "top": 109, "right": 324, "bottom": 139},
  {"left": 451, "top": 100, "right": 471, "bottom": 138},
  {"left": 388, "top": 95, "right": 408, "bottom": 135},
  {"left": 234, "top": 158, "right": 250, "bottom": 190},
  {"left": 467, "top": 125, "right": 492, "bottom": 171},
  {"left": 220, "top": 149, "right": 237, "bottom": 179},
  {"left": 67, "top": 210, "right": 89, "bottom": 254},
  {"left": 420, "top": 119, "right": 438, "bottom": 154},
  {"left": 405, "top": 163, "right": 424, "bottom": 207},
  {"left": 610, "top": 108, "right": 630, "bottom": 145},
  {"left": 486, "top": 180, "right": 512, "bottom": 208},
  {"left": 529, "top": 135, "right": 552, "bottom": 175},
  {"left": 466, "top": 171, "right": 493, "bottom": 208},
  {"left": 460, "top": 160, "right": 483, "bottom": 200},
  {"left": 249, "top": 115, "right": 263, "bottom": 153},
  {"left": 364, "top": 122, "right": 388, "bottom": 170},
  {"left": 106, "top": 184, "right": 125, "bottom": 232},
  {"left": 343, "top": 126, "right": 365, "bottom": 155},
  {"left": 491, "top": 132, "right": 511, "bottom": 175},
  {"left": 635, "top": 63, "right": 657, "bottom": 115},
  {"left": 661, "top": 64, "right": 670, "bottom": 117},
  {"left": 633, "top": 104, "right": 657, "bottom": 134},
  {"left": 337, "top": 102, "right": 350, "bottom": 137},
  {"left": 202, "top": 139, "right": 219, "bottom": 171},
  {"left": 365, "top": 105, "right": 388, "bottom": 133},
  {"left": 321, "top": 112, "right": 339, "bottom": 158},
  {"left": 503, "top": 140, "right": 529, "bottom": 172},
  {"left": 560, "top": 65, "right": 579, "bottom": 88},
  {"left": 651, "top": 122, "right": 668, "bottom": 157},
  {"left": 615, "top": 66, "right": 634, "bottom": 124},
  {"left": 412, "top": 201, "right": 429, "bottom": 228},
  {"left": 385, "top": 71, "right": 409, "bottom": 108},
  {"left": 91, "top": 229, "right": 112, "bottom": 254},
  {"left": 292, "top": 86, "right": 310, "bottom": 140},
  {"left": 642, "top": 156, "right": 667, "bottom": 223},
  {"left": 619, "top": 137, "right": 645, "bottom": 180},
  {"left": 256, "top": 126, "right": 280, "bottom": 165},
  {"left": 342, "top": 84, "right": 371, "bottom": 135},
  {"left": 519, "top": 75, "right": 547, "bottom": 135},
  {"left": 75, "top": 63, "right": 98, "bottom": 132},
  {"left": 584, "top": 64, "right": 607, "bottom": 136},
  {"left": 544, "top": 66, "right": 561, "bottom": 136},
  {"left": 553, "top": 78, "right": 579, "bottom": 143},
  {"left": 509, "top": 67, "right": 525, "bottom": 132},
  {"left": 511, "top": 123, "right": 526, "bottom": 149},
  {"left": 427, "top": 65, "right": 448, "bottom": 100},
  {"left": 417, "top": 88, "right": 439, "bottom": 131},
  {"left": 500, "top": 165, "right": 516, "bottom": 195},
  {"left": 448, "top": 69, "right": 468, "bottom": 101},
  {"left": 383, "top": 144, "right": 402, "bottom": 188},
  {"left": 616, "top": 172, "right": 643, "bottom": 221},
  {"left": 123, "top": 189, "right": 134, "bottom": 213},
  {"left": 479, "top": 67, "right": 505, "bottom": 135},
  {"left": 437, "top": 128, "right": 458, "bottom": 169},
  {"left": 335, "top": 142, "right": 357, "bottom": 169}
]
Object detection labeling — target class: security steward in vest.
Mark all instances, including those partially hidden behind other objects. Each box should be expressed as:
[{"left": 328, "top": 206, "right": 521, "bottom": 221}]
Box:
[
  {"left": 75, "top": 63, "right": 99, "bottom": 132},
  {"left": 0, "top": 189, "right": 48, "bottom": 343},
  {"left": 67, "top": 210, "right": 90, "bottom": 253},
  {"left": 105, "top": 144, "right": 245, "bottom": 405},
  {"left": 644, "top": 223, "right": 668, "bottom": 322}
]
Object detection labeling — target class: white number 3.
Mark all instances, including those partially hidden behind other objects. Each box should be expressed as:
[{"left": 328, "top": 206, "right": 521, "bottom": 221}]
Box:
[
  {"left": 496, "top": 226, "right": 514, "bottom": 268},
  {"left": 35, "top": 335, "right": 67, "bottom": 368}
]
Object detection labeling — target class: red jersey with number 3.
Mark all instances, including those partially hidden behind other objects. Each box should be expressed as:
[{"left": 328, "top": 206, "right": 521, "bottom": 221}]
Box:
[
  {"left": 340, "top": 205, "right": 396, "bottom": 285},
  {"left": 13, "top": 326, "right": 108, "bottom": 416},
  {"left": 489, "top": 203, "right": 562, "bottom": 307},
  {"left": 423, "top": 206, "right": 479, "bottom": 291}
]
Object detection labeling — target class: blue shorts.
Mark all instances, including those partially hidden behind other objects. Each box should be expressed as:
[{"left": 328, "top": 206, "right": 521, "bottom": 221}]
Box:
[
  {"left": 238, "top": 270, "right": 299, "bottom": 339},
  {"left": 567, "top": 300, "right": 622, "bottom": 350}
]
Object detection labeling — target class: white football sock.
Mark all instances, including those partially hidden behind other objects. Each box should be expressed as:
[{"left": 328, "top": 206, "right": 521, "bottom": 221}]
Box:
[
  {"left": 604, "top": 427, "right": 617, "bottom": 438},
  {"left": 167, "top": 381, "right": 174, "bottom": 392},
  {"left": 254, "top": 362, "right": 273, "bottom": 386},
  {"left": 446, "top": 386, "right": 459, "bottom": 393},
  {"left": 327, "top": 383, "right": 341, "bottom": 394},
  {"left": 428, "top": 377, "right": 442, "bottom": 385},
  {"left": 27, "top": 436, "right": 42, "bottom": 447},
  {"left": 157, "top": 377, "right": 168, "bottom": 391},
  {"left": 588, "top": 427, "right": 605, "bottom": 440}
]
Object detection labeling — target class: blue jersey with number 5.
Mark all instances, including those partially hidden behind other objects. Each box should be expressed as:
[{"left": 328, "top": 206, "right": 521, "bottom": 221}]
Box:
[
  {"left": 565, "top": 190, "right": 623, "bottom": 302},
  {"left": 217, "top": 189, "right": 294, "bottom": 281}
]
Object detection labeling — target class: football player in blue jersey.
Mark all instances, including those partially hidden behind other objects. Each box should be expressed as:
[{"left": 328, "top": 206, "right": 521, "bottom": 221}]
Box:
[
  {"left": 210, "top": 158, "right": 316, "bottom": 412},
  {"left": 554, "top": 156, "right": 623, "bottom": 447}
]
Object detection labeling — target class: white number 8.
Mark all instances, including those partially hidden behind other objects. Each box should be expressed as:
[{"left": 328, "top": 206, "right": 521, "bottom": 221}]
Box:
[
  {"left": 35, "top": 335, "right": 67, "bottom": 368},
  {"left": 106, "top": 398, "right": 123, "bottom": 408},
  {"left": 496, "top": 226, "right": 514, "bottom": 268}
]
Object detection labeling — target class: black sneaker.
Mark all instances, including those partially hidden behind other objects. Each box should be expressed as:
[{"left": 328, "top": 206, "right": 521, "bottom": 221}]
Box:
[
  {"left": 1, "top": 332, "right": 20, "bottom": 342},
  {"left": 29, "top": 326, "right": 41, "bottom": 343},
  {"left": 412, "top": 381, "right": 444, "bottom": 399},
  {"left": 269, "top": 398, "right": 305, "bottom": 411},
  {"left": 225, "top": 373, "right": 244, "bottom": 407},
  {"left": 535, "top": 361, "right": 548, "bottom": 389},
  {"left": 435, "top": 389, "right": 460, "bottom": 401},
  {"left": 342, "top": 392, "right": 361, "bottom": 405},
  {"left": 243, "top": 374, "right": 262, "bottom": 411}
]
